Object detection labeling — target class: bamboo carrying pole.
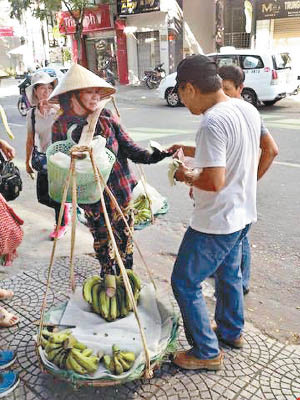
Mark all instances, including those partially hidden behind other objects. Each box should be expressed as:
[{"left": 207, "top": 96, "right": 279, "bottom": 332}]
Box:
[{"left": 38, "top": 106, "right": 156, "bottom": 379}]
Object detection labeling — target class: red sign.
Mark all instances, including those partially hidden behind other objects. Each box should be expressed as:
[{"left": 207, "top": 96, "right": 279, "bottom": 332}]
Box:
[
  {"left": 0, "top": 27, "right": 14, "bottom": 37},
  {"left": 57, "top": 5, "right": 112, "bottom": 35}
]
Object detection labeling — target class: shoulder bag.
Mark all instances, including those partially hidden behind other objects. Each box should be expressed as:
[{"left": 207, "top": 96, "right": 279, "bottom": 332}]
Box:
[
  {"left": 0, "top": 151, "right": 22, "bottom": 201},
  {"left": 31, "top": 107, "right": 47, "bottom": 172}
]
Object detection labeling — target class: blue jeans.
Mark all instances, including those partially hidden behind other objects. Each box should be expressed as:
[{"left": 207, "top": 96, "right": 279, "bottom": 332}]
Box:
[
  {"left": 241, "top": 235, "right": 251, "bottom": 292},
  {"left": 171, "top": 224, "right": 250, "bottom": 360}
]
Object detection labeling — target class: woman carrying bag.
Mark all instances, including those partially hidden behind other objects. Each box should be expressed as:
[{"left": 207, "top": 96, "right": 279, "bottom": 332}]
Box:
[
  {"left": 49, "top": 64, "right": 172, "bottom": 276},
  {"left": 25, "top": 71, "right": 71, "bottom": 240}
]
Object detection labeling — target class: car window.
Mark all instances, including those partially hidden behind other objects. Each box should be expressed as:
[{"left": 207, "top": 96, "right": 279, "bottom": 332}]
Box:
[
  {"left": 241, "top": 56, "right": 264, "bottom": 69},
  {"left": 273, "top": 53, "right": 292, "bottom": 70},
  {"left": 216, "top": 55, "right": 239, "bottom": 67}
]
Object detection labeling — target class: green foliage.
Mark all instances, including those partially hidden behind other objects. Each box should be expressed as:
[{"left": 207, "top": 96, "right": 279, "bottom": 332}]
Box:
[
  {"left": 62, "top": 48, "right": 72, "bottom": 63},
  {"left": 7, "top": 0, "right": 87, "bottom": 21}
]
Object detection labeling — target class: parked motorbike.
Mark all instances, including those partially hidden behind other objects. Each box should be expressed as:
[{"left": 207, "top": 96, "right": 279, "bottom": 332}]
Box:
[
  {"left": 100, "top": 59, "right": 116, "bottom": 86},
  {"left": 143, "top": 63, "right": 166, "bottom": 89},
  {"left": 17, "top": 76, "right": 31, "bottom": 116}
]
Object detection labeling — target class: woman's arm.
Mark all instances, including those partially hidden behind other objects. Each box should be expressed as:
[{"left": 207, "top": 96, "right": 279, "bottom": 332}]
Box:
[
  {"left": 25, "top": 111, "right": 34, "bottom": 174},
  {"left": 0, "top": 139, "right": 15, "bottom": 160},
  {"left": 111, "top": 116, "right": 170, "bottom": 164}
]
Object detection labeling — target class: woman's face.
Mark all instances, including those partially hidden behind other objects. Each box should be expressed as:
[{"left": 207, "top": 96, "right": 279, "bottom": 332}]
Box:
[
  {"left": 77, "top": 88, "right": 102, "bottom": 113},
  {"left": 34, "top": 83, "right": 53, "bottom": 102}
]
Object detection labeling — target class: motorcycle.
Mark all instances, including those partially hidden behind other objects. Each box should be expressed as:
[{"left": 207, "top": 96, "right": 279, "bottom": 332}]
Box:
[
  {"left": 143, "top": 63, "right": 166, "bottom": 89},
  {"left": 100, "top": 59, "right": 116, "bottom": 86},
  {"left": 17, "top": 75, "right": 31, "bottom": 116}
]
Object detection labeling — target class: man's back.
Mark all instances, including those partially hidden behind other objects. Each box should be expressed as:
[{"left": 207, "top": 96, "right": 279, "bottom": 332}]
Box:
[{"left": 192, "top": 98, "right": 261, "bottom": 234}]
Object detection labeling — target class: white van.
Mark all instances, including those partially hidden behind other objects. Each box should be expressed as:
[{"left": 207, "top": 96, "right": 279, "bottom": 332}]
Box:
[{"left": 158, "top": 49, "right": 298, "bottom": 107}]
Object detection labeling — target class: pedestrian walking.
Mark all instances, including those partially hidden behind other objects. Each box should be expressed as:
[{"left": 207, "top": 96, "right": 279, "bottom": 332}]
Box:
[
  {"left": 168, "top": 55, "right": 262, "bottom": 370},
  {"left": 218, "top": 64, "right": 278, "bottom": 294},
  {"left": 0, "top": 138, "right": 21, "bottom": 396},
  {"left": 25, "top": 71, "right": 71, "bottom": 240},
  {"left": 49, "top": 64, "right": 171, "bottom": 276}
]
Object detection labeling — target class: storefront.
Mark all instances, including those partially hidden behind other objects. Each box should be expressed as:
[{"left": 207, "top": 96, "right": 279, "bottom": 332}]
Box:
[
  {"left": 256, "top": 1, "right": 300, "bottom": 66},
  {"left": 117, "top": 0, "right": 182, "bottom": 84},
  {"left": 58, "top": 4, "right": 129, "bottom": 84}
]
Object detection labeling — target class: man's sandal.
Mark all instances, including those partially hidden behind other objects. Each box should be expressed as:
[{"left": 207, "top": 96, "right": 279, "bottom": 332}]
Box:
[
  {"left": 0, "top": 308, "right": 19, "bottom": 328},
  {"left": 0, "top": 289, "right": 14, "bottom": 301}
]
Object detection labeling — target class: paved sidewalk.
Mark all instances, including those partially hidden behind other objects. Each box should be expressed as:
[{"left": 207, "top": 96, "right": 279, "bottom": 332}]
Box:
[{"left": 1, "top": 254, "right": 300, "bottom": 400}]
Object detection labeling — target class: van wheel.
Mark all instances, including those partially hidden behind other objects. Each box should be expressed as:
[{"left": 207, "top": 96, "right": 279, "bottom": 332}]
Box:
[
  {"left": 242, "top": 89, "right": 257, "bottom": 107},
  {"left": 166, "top": 88, "right": 180, "bottom": 107},
  {"left": 263, "top": 100, "right": 278, "bottom": 106}
]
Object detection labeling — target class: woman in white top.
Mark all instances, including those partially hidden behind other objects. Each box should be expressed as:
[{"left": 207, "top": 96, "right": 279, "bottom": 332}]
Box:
[{"left": 25, "top": 71, "right": 71, "bottom": 240}]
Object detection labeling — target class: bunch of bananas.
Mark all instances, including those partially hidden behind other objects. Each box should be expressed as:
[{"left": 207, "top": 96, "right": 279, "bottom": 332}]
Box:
[
  {"left": 133, "top": 194, "right": 152, "bottom": 225},
  {"left": 103, "top": 345, "right": 136, "bottom": 375},
  {"left": 41, "top": 329, "right": 100, "bottom": 375},
  {"left": 82, "top": 270, "right": 141, "bottom": 322}
]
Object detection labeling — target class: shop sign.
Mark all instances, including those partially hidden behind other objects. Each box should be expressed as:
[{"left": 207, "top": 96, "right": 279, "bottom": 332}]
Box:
[
  {"left": 256, "top": 0, "right": 300, "bottom": 20},
  {"left": 117, "top": 0, "right": 160, "bottom": 16},
  {"left": 0, "top": 26, "right": 14, "bottom": 37},
  {"left": 57, "top": 5, "right": 112, "bottom": 35}
]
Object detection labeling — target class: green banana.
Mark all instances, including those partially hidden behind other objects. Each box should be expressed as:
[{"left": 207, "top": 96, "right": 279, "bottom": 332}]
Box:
[
  {"left": 118, "top": 285, "right": 129, "bottom": 317},
  {"left": 103, "top": 355, "right": 115, "bottom": 374},
  {"left": 74, "top": 341, "right": 87, "bottom": 351},
  {"left": 41, "top": 329, "right": 52, "bottom": 339},
  {"left": 45, "top": 342, "right": 63, "bottom": 353},
  {"left": 127, "top": 269, "right": 141, "bottom": 291},
  {"left": 66, "top": 356, "right": 73, "bottom": 371},
  {"left": 83, "top": 275, "right": 102, "bottom": 304},
  {"left": 48, "top": 330, "right": 71, "bottom": 344},
  {"left": 40, "top": 336, "right": 48, "bottom": 349},
  {"left": 71, "top": 349, "right": 99, "bottom": 374},
  {"left": 113, "top": 355, "right": 124, "bottom": 375},
  {"left": 109, "top": 295, "right": 117, "bottom": 321},
  {"left": 47, "top": 347, "right": 64, "bottom": 362},
  {"left": 68, "top": 353, "right": 88, "bottom": 375},
  {"left": 91, "top": 282, "right": 101, "bottom": 314},
  {"left": 117, "top": 354, "right": 131, "bottom": 371},
  {"left": 63, "top": 335, "right": 78, "bottom": 350},
  {"left": 99, "top": 289, "right": 109, "bottom": 319},
  {"left": 120, "top": 351, "right": 136, "bottom": 363},
  {"left": 81, "top": 348, "right": 93, "bottom": 357},
  {"left": 104, "top": 274, "right": 116, "bottom": 298}
]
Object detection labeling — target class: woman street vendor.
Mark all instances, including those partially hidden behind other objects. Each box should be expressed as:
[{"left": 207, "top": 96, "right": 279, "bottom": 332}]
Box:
[{"left": 49, "top": 64, "right": 171, "bottom": 276}]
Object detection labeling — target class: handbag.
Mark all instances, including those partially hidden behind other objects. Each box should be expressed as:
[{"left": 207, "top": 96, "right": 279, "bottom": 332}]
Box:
[
  {"left": 30, "top": 107, "right": 47, "bottom": 172},
  {"left": 0, "top": 152, "right": 22, "bottom": 201}
]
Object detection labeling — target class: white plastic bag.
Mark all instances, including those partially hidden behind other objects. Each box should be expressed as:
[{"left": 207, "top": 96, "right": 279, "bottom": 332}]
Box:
[{"left": 132, "top": 180, "right": 166, "bottom": 215}]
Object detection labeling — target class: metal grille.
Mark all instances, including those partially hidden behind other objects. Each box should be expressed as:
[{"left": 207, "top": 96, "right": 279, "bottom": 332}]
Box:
[
  {"left": 136, "top": 31, "right": 160, "bottom": 80},
  {"left": 224, "top": 32, "right": 251, "bottom": 48}
]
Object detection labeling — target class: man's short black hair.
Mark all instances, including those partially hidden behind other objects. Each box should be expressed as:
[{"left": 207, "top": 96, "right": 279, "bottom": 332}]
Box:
[
  {"left": 218, "top": 65, "right": 245, "bottom": 88},
  {"left": 174, "top": 54, "right": 222, "bottom": 94}
]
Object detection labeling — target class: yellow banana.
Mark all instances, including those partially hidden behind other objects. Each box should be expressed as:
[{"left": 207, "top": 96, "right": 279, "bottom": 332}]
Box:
[
  {"left": 68, "top": 353, "right": 88, "bottom": 375},
  {"left": 71, "top": 349, "right": 99, "bottom": 374}
]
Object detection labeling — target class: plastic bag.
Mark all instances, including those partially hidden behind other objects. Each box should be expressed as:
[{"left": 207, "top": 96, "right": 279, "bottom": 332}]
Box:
[{"left": 132, "top": 181, "right": 167, "bottom": 215}]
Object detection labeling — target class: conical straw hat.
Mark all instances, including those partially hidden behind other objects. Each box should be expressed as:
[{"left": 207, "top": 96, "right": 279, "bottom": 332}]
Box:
[{"left": 48, "top": 63, "right": 116, "bottom": 103}]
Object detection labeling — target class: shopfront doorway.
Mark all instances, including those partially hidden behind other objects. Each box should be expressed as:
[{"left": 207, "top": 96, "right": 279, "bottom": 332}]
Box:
[
  {"left": 136, "top": 31, "right": 160, "bottom": 80},
  {"left": 85, "top": 36, "right": 118, "bottom": 80}
]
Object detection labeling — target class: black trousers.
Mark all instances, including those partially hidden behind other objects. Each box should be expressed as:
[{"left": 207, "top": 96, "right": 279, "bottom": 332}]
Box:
[{"left": 36, "top": 171, "right": 66, "bottom": 225}]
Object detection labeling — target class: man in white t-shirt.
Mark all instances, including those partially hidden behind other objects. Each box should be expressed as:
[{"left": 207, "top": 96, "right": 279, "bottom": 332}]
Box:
[{"left": 168, "top": 55, "right": 261, "bottom": 371}]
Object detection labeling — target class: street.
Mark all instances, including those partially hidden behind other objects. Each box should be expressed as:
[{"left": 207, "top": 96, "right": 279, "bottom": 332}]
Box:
[{"left": 1, "top": 81, "right": 300, "bottom": 348}]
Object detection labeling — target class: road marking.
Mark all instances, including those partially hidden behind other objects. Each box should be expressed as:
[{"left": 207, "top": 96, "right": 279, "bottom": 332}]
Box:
[
  {"left": 274, "top": 161, "right": 300, "bottom": 168},
  {"left": 8, "top": 123, "right": 24, "bottom": 127}
]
